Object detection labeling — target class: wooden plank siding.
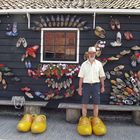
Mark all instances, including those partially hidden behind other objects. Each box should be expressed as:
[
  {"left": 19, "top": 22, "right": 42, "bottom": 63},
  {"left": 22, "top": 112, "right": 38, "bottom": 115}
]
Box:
[{"left": 0, "top": 14, "right": 140, "bottom": 106}]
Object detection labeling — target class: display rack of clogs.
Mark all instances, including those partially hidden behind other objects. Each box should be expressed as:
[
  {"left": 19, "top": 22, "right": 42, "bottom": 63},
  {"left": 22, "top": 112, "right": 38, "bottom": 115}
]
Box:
[
  {"left": 0, "top": 64, "right": 21, "bottom": 90},
  {"left": 2, "top": 14, "right": 139, "bottom": 105},
  {"left": 31, "top": 15, "right": 91, "bottom": 31},
  {"left": 93, "top": 16, "right": 140, "bottom": 106},
  {"left": 16, "top": 36, "right": 80, "bottom": 100},
  {"left": 110, "top": 71, "right": 140, "bottom": 105}
]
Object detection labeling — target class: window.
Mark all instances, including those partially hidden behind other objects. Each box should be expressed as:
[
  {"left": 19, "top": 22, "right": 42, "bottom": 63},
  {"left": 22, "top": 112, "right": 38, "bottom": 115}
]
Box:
[{"left": 41, "top": 28, "right": 80, "bottom": 63}]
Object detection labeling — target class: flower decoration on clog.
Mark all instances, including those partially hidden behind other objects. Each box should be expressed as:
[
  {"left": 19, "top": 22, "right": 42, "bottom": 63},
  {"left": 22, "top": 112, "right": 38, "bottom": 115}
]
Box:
[
  {"left": 21, "top": 87, "right": 34, "bottom": 98},
  {"left": 95, "top": 40, "right": 106, "bottom": 48},
  {"left": 21, "top": 87, "right": 31, "bottom": 92},
  {"left": 64, "top": 85, "right": 75, "bottom": 98},
  {"left": 40, "top": 63, "right": 80, "bottom": 79},
  {"left": 130, "top": 51, "right": 140, "bottom": 67},
  {"left": 25, "top": 45, "right": 39, "bottom": 58},
  {"left": 134, "top": 51, "right": 140, "bottom": 63}
]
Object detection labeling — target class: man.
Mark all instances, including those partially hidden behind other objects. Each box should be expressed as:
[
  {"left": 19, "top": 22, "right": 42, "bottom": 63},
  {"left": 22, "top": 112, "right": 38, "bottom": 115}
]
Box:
[{"left": 78, "top": 46, "right": 105, "bottom": 117}]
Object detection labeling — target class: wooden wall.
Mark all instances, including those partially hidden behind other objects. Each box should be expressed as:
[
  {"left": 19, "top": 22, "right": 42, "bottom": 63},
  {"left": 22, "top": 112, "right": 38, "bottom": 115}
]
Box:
[{"left": 0, "top": 14, "right": 139, "bottom": 107}]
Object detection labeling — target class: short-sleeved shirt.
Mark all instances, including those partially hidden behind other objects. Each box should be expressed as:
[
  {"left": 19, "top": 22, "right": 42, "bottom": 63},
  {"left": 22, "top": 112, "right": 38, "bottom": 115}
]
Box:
[{"left": 78, "top": 59, "right": 105, "bottom": 83}]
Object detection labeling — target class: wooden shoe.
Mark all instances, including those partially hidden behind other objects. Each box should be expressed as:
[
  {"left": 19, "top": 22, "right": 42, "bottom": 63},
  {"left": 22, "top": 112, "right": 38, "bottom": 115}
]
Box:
[
  {"left": 116, "top": 78, "right": 126, "bottom": 87},
  {"left": 2, "top": 79, "right": 7, "bottom": 90},
  {"left": 25, "top": 45, "right": 39, "bottom": 58},
  {"left": 11, "top": 76, "right": 21, "bottom": 82},
  {"left": 96, "top": 50, "right": 102, "bottom": 57},
  {"left": 94, "top": 26, "right": 106, "bottom": 38},
  {"left": 6, "top": 22, "right": 18, "bottom": 37},
  {"left": 40, "top": 16, "right": 47, "bottom": 27},
  {"left": 120, "top": 50, "right": 131, "bottom": 56},
  {"left": 110, "top": 18, "right": 115, "bottom": 30},
  {"left": 124, "top": 31, "right": 133, "bottom": 40},
  {"left": 110, "top": 41, "right": 121, "bottom": 47},
  {"left": 110, "top": 71, "right": 123, "bottom": 76},
  {"left": 0, "top": 67, "right": 11, "bottom": 72},
  {"left": 124, "top": 72, "right": 130, "bottom": 80},
  {"left": 95, "top": 40, "right": 106, "bottom": 48},
  {"left": 122, "top": 99, "right": 133, "bottom": 105},
  {"left": 17, "top": 114, "right": 34, "bottom": 132},
  {"left": 21, "top": 38, "right": 27, "bottom": 48},
  {"left": 91, "top": 116, "right": 107, "bottom": 136},
  {"left": 31, "top": 115, "right": 47, "bottom": 133},
  {"left": 16, "top": 37, "right": 22, "bottom": 48},
  {"left": 114, "top": 19, "right": 120, "bottom": 29},
  {"left": 0, "top": 71, "right": 2, "bottom": 83},
  {"left": 33, "top": 21, "right": 43, "bottom": 28},
  {"left": 124, "top": 80, "right": 132, "bottom": 88},
  {"left": 108, "top": 56, "right": 119, "bottom": 61},
  {"left": 105, "top": 71, "right": 111, "bottom": 79},
  {"left": 131, "top": 45, "right": 140, "bottom": 51},
  {"left": 114, "top": 65, "right": 124, "bottom": 72},
  {"left": 101, "top": 59, "right": 108, "bottom": 66},
  {"left": 35, "top": 91, "right": 45, "bottom": 99},
  {"left": 110, "top": 80, "right": 117, "bottom": 85},
  {"left": 77, "top": 116, "right": 92, "bottom": 136},
  {"left": 3, "top": 72, "right": 14, "bottom": 76},
  {"left": 110, "top": 32, "right": 122, "bottom": 47},
  {"left": 25, "top": 92, "right": 34, "bottom": 99},
  {"left": 137, "top": 71, "right": 140, "bottom": 80}
]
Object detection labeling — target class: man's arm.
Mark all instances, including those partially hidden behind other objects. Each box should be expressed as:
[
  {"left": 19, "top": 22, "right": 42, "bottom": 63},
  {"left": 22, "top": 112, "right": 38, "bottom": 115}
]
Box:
[
  {"left": 78, "top": 77, "right": 83, "bottom": 96},
  {"left": 100, "top": 77, "right": 105, "bottom": 93}
]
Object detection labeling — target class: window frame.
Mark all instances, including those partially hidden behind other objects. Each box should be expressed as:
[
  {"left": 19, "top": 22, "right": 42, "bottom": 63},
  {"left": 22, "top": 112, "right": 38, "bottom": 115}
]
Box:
[{"left": 40, "top": 28, "right": 80, "bottom": 64}]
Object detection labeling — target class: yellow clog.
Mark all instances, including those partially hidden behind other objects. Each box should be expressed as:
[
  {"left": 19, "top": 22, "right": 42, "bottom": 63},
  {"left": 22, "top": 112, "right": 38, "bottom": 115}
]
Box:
[
  {"left": 17, "top": 114, "right": 33, "bottom": 132},
  {"left": 91, "top": 116, "right": 107, "bottom": 136},
  {"left": 77, "top": 116, "right": 92, "bottom": 136},
  {"left": 31, "top": 115, "right": 47, "bottom": 133}
]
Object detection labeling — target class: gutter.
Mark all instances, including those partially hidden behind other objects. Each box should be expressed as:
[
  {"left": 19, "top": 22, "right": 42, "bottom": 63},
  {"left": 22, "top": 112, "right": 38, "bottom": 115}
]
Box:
[{"left": 0, "top": 8, "right": 140, "bottom": 15}]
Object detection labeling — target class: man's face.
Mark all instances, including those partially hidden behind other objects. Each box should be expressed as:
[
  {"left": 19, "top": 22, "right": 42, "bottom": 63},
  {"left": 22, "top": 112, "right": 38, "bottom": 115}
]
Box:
[
  {"left": 88, "top": 51, "right": 96, "bottom": 58},
  {"left": 88, "top": 51, "right": 96, "bottom": 61}
]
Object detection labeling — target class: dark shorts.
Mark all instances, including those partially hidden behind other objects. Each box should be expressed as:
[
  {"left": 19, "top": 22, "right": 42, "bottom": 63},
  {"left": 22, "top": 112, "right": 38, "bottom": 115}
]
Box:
[{"left": 82, "top": 83, "right": 100, "bottom": 104}]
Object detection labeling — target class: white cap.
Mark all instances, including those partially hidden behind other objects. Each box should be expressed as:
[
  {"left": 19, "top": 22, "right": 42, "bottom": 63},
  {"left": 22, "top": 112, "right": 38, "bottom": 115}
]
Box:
[{"left": 88, "top": 46, "right": 96, "bottom": 52}]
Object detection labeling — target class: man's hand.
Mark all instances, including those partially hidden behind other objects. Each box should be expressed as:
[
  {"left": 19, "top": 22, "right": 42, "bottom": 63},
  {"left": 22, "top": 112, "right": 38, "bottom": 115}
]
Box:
[
  {"left": 100, "top": 86, "right": 105, "bottom": 93},
  {"left": 78, "top": 88, "right": 82, "bottom": 96}
]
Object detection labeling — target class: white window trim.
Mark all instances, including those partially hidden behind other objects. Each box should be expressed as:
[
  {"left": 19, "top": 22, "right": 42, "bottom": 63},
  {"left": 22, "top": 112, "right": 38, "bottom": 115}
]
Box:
[{"left": 40, "top": 28, "right": 80, "bottom": 64}]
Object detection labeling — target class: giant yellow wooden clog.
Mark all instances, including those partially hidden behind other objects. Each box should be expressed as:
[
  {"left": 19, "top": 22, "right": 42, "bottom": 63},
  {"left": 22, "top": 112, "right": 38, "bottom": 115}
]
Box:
[
  {"left": 17, "top": 114, "right": 33, "bottom": 132},
  {"left": 91, "top": 116, "right": 107, "bottom": 136},
  {"left": 31, "top": 115, "right": 47, "bottom": 133},
  {"left": 77, "top": 116, "right": 92, "bottom": 136}
]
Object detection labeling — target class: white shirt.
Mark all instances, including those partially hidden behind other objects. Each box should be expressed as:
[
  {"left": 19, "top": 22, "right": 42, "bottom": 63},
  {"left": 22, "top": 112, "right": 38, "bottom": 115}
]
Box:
[{"left": 78, "top": 59, "right": 105, "bottom": 83}]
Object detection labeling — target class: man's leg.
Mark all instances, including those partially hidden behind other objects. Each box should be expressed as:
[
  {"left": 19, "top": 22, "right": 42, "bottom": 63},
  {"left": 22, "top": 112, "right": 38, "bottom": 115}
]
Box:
[
  {"left": 93, "top": 104, "right": 99, "bottom": 117},
  {"left": 92, "top": 83, "right": 100, "bottom": 117},
  {"left": 82, "top": 104, "right": 88, "bottom": 117},
  {"left": 81, "top": 84, "right": 90, "bottom": 117}
]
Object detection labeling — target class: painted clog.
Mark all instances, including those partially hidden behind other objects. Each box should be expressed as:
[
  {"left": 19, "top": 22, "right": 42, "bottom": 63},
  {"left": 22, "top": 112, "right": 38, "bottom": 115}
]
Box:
[
  {"left": 31, "top": 115, "right": 47, "bottom": 133},
  {"left": 91, "top": 116, "right": 107, "bottom": 136},
  {"left": 77, "top": 116, "right": 92, "bottom": 136},
  {"left": 17, "top": 114, "right": 34, "bottom": 132}
]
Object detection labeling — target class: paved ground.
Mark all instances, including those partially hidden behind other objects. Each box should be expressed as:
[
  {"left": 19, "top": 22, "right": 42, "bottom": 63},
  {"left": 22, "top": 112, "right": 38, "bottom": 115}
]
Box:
[{"left": 0, "top": 109, "right": 139, "bottom": 140}]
